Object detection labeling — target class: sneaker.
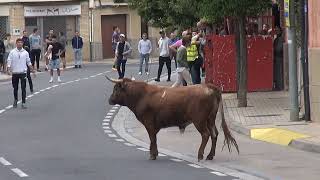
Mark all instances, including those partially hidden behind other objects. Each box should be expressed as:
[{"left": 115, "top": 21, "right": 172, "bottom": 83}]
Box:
[
  {"left": 75, "top": 65, "right": 78, "bottom": 68},
  {"left": 138, "top": 72, "right": 142, "bottom": 75},
  {"left": 49, "top": 77, "right": 53, "bottom": 83},
  {"left": 167, "top": 79, "right": 171, "bottom": 82},
  {"left": 21, "top": 103, "right": 27, "bottom": 109},
  {"left": 146, "top": 72, "right": 149, "bottom": 75},
  {"left": 78, "top": 65, "right": 82, "bottom": 68},
  {"left": 57, "top": 77, "right": 62, "bottom": 82},
  {"left": 13, "top": 100, "right": 18, "bottom": 108},
  {"left": 154, "top": 78, "right": 160, "bottom": 82}
]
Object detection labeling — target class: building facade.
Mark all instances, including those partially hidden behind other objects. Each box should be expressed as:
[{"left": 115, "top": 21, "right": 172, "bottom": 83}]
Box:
[
  {"left": 0, "top": 0, "right": 160, "bottom": 63},
  {"left": 308, "top": 0, "right": 320, "bottom": 122}
]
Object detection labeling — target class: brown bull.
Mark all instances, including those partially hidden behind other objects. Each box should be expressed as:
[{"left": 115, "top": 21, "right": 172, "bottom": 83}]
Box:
[{"left": 106, "top": 76, "right": 239, "bottom": 161}]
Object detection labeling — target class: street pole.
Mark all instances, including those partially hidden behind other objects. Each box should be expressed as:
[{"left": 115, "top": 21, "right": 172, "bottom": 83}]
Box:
[{"left": 288, "top": 0, "right": 299, "bottom": 121}]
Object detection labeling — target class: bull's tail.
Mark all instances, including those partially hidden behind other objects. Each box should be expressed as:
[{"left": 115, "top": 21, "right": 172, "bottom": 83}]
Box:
[{"left": 218, "top": 93, "right": 239, "bottom": 154}]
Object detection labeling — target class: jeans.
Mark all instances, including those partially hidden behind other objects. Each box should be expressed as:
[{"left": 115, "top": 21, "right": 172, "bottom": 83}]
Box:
[
  {"left": 172, "top": 67, "right": 192, "bottom": 87},
  {"left": 73, "top": 48, "right": 82, "bottom": 65},
  {"left": 30, "top": 49, "right": 41, "bottom": 70},
  {"left": 139, "top": 53, "right": 150, "bottom": 73},
  {"left": 117, "top": 59, "right": 127, "bottom": 79},
  {"left": 188, "top": 57, "right": 203, "bottom": 84},
  {"left": 12, "top": 73, "right": 27, "bottom": 103},
  {"left": 157, "top": 56, "right": 171, "bottom": 80},
  {"left": 27, "top": 67, "right": 33, "bottom": 92}
]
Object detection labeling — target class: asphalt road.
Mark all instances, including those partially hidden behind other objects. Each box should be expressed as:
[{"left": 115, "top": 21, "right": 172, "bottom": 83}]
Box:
[{"left": 0, "top": 63, "right": 237, "bottom": 180}]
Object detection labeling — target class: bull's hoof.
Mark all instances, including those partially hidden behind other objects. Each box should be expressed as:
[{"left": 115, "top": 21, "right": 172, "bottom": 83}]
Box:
[
  {"left": 198, "top": 154, "right": 204, "bottom": 162},
  {"left": 149, "top": 155, "right": 157, "bottom": 160},
  {"left": 206, "top": 154, "right": 214, "bottom": 160}
]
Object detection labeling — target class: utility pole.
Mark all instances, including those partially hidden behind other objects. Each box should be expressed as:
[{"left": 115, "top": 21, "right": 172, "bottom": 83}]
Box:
[{"left": 287, "top": 0, "right": 299, "bottom": 121}]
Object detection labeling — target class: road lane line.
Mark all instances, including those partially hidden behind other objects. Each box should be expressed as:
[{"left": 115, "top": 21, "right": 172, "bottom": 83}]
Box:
[
  {"left": 137, "top": 147, "right": 149, "bottom": 152},
  {"left": 115, "top": 139, "right": 125, "bottom": 142},
  {"left": 112, "top": 106, "right": 119, "bottom": 110},
  {"left": 107, "top": 113, "right": 114, "bottom": 116},
  {"left": 158, "top": 154, "right": 167, "bottom": 157},
  {"left": 170, "top": 158, "right": 183, "bottom": 162},
  {"left": 0, "top": 109, "right": 6, "bottom": 114},
  {"left": 33, "top": 92, "right": 40, "bottom": 95},
  {"left": 107, "top": 134, "right": 117, "bottom": 138},
  {"left": 188, "top": 164, "right": 203, "bottom": 168},
  {"left": 210, "top": 171, "right": 227, "bottom": 176},
  {"left": 105, "top": 115, "right": 112, "bottom": 118},
  {"left": 104, "top": 130, "right": 112, "bottom": 133},
  {"left": 124, "top": 143, "right": 136, "bottom": 147},
  {"left": 102, "top": 123, "right": 109, "bottom": 126},
  {"left": 0, "top": 157, "right": 12, "bottom": 166},
  {"left": 11, "top": 168, "right": 28, "bottom": 177},
  {"left": 109, "top": 109, "right": 116, "bottom": 112},
  {"left": 102, "top": 126, "right": 110, "bottom": 129},
  {"left": 103, "top": 119, "right": 110, "bottom": 122},
  {"left": 5, "top": 105, "right": 13, "bottom": 109},
  {"left": 52, "top": 85, "right": 59, "bottom": 87}
]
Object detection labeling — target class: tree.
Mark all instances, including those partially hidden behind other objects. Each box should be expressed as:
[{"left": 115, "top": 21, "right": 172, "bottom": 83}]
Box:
[
  {"left": 128, "top": 0, "right": 200, "bottom": 29},
  {"left": 199, "top": 0, "right": 271, "bottom": 107}
]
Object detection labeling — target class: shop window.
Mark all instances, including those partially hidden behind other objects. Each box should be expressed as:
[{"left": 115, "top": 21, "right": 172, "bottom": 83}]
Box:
[
  {"left": 0, "top": 16, "right": 8, "bottom": 39},
  {"left": 25, "top": 17, "right": 37, "bottom": 27}
]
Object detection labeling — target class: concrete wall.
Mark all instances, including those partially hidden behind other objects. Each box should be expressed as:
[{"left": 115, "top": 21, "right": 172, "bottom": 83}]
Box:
[{"left": 308, "top": 0, "right": 320, "bottom": 122}]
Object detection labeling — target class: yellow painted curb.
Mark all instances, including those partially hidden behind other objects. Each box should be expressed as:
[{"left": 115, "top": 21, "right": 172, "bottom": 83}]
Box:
[{"left": 251, "top": 128, "right": 310, "bottom": 146}]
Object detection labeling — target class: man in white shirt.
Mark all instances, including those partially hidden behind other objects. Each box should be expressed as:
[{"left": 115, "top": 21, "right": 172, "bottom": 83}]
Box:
[
  {"left": 138, "top": 33, "right": 152, "bottom": 75},
  {"left": 7, "top": 38, "right": 35, "bottom": 109},
  {"left": 155, "top": 30, "right": 171, "bottom": 82}
]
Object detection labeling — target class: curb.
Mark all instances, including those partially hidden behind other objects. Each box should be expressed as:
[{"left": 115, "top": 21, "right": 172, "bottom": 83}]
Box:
[{"left": 224, "top": 103, "right": 320, "bottom": 154}]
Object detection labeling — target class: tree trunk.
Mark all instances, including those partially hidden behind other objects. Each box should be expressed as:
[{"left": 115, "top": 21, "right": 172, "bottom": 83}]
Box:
[
  {"left": 234, "top": 20, "right": 241, "bottom": 99},
  {"left": 237, "top": 16, "right": 248, "bottom": 107}
]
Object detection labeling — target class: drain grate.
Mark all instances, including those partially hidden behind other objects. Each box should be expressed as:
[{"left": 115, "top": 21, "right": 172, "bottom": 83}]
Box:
[{"left": 246, "top": 114, "right": 281, "bottom": 117}]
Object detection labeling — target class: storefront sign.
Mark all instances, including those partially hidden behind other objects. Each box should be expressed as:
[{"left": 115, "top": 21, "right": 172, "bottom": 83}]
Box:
[
  {"left": 284, "top": 0, "right": 290, "bottom": 27},
  {"left": 24, "top": 5, "right": 81, "bottom": 17}
]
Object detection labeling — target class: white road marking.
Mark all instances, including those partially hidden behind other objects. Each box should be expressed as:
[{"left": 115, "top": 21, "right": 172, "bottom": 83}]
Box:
[
  {"left": 102, "top": 126, "right": 110, "bottom": 129},
  {"left": 90, "top": 75, "right": 95, "bottom": 78},
  {"left": 112, "top": 106, "right": 119, "bottom": 110},
  {"left": 170, "top": 158, "right": 184, "bottom": 162},
  {"left": 60, "top": 82, "right": 66, "bottom": 85},
  {"left": 107, "top": 113, "right": 114, "bottom": 116},
  {"left": 103, "top": 119, "right": 110, "bottom": 122},
  {"left": 97, "top": 73, "right": 103, "bottom": 76},
  {"left": 210, "top": 171, "right": 227, "bottom": 176},
  {"left": 0, "top": 157, "right": 12, "bottom": 166},
  {"left": 27, "top": 95, "right": 33, "bottom": 98},
  {"left": 107, "top": 134, "right": 117, "bottom": 138},
  {"left": 83, "top": 77, "right": 89, "bottom": 80},
  {"left": 52, "top": 85, "right": 59, "bottom": 87},
  {"left": 11, "top": 168, "right": 28, "bottom": 177},
  {"left": 188, "top": 164, "right": 203, "bottom": 168},
  {"left": 102, "top": 123, "right": 109, "bottom": 126},
  {"left": 75, "top": 79, "right": 81, "bottom": 82},
  {"left": 0, "top": 109, "right": 6, "bottom": 114},
  {"left": 34, "top": 92, "right": 40, "bottom": 95},
  {"left": 124, "top": 143, "right": 136, "bottom": 147},
  {"left": 137, "top": 147, "right": 149, "bottom": 152},
  {"left": 158, "top": 153, "right": 167, "bottom": 157},
  {"left": 5, "top": 105, "right": 13, "bottom": 109},
  {"left": 109, "top": 109, "right": 116, "bottom": 112},
  {"left": 115, "top": 104, "right": 120, "bottom": 107},
  {"left": 105, "top": 115, "right": 112, "bottom": 118},
  {"left": 115, "top": 139, "right": 125, "bottom": 142},
  {"left": 40, "top": 89, "right": 45, "bottom": 92},
  {"left": 104, "top": 130, "right": 112, "bottom": 133},
  {"left": 45, "top": 87, "right": 51, "bottom": 90}
]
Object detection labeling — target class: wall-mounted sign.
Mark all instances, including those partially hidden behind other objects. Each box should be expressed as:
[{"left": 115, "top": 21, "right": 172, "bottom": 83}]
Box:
[
  {"left": 284, "top": 0, "right": 290, "bottom": 27},
  {"left": 24, "top": 5, "right": 81, "bottom": 17},
  {"left": 12, "top": 29, "right": 21, "bottom": 36}
]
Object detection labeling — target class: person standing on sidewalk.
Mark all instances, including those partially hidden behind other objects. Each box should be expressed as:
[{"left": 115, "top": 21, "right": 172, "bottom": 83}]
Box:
[
  {"left": 0, "top": 33, "right": 6, "bottom": 73},
  {"left": 138, "top": 33, "right": 152, "bottom": 75},
  {"left": 112, "top": 26, "right": 120, "bottom": 71},
  {"left": 3, "top": 34, "right": 15, "bottom": 73},
  {"left": 72, "top": 31, "right": 83, "bottom": 68},
  {"left": 7, "top": 38, "right": 35, "bottom": 109},
  {"left": 58, "top": 32, "right": 67, "bottom": 69},
  {"left": 155, "top": 30, "right": 171, "bottom": 82},
  {"left": 45, "top": 30, "right": 54, "bottom": 71},
  {"left": 169, "top": 32, "right": 179, "bottom": 69},
  {"left": 172, "top": 37, "right": 192, "bottom": 87},
  {"left": 21, "top": 30, "right": 34, "bottom": 93},
  {"left": 115, "top": 34, "right": 132, "bottom": 79},
  {"left": 187, "top": 32, "right": 202, "bottom": 84},
  {"left": 48, "top": 35, "right": 64, "bottom": 83},
  {"left": 29, "top": 28, "right": 42, "bottom": 72}
]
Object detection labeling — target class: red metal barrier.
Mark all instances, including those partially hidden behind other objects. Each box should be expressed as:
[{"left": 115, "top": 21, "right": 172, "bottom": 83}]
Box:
[{"left": 205, "top": 35, "right": 274, "bottom": 92}]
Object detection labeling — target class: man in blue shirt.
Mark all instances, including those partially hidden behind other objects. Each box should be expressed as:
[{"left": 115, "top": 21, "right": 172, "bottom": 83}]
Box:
[{"left": 72, "top": 31, "right": 83, "bottom": 68}]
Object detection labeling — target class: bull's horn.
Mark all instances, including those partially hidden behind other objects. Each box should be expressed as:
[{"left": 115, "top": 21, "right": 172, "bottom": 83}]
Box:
[{"left": 105, "top": 75, "right": 123, "bottom": 83}]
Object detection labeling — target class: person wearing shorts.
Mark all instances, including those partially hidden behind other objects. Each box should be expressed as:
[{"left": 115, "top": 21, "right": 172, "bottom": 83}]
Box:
[{"left": 48, "top": 35, "right": 64, "bottom": 83}]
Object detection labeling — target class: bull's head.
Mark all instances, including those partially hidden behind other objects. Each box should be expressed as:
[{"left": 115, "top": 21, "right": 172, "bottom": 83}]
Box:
[{"left": 106, "top": 76, "right": 132, "bottom": 106}]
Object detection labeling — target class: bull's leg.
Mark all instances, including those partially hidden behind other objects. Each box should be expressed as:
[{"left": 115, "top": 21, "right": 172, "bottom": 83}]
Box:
[
  {"left": 146, "top": 128, "right": 159, "bottom": 160},
  {"left": 207, "top": 125, "right": 218, "bottom": 160},
  {"left": 194, "top": 124, "right": 210, "bottom": 162}
]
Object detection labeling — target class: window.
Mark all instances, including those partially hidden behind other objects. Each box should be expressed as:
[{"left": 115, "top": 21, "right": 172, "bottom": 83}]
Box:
[{"left": 25, "top": 17, "right": 37, "bottom": 26}]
